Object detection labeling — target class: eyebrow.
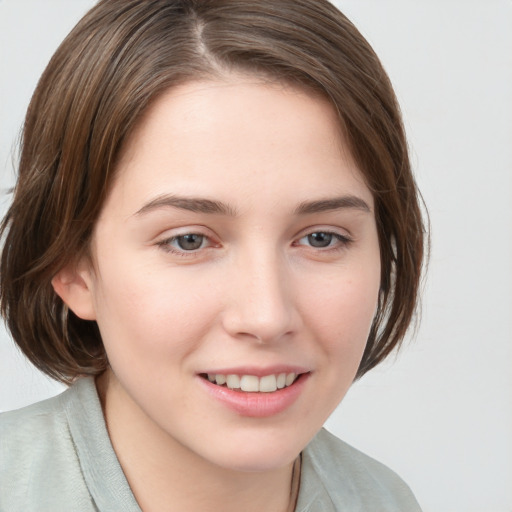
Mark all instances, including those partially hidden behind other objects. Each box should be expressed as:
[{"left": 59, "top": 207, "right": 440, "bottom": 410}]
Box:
[
  {"left": 294, "top": 195, "right": 371, "bottom": 215},
  {"left": 135, "top": 193, "right": 371, "bottom": 217},
  {"left": 135, "top": 194, "right": 238, "bottom": 217}
]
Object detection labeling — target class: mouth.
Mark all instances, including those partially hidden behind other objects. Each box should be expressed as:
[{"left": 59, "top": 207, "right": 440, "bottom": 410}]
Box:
[
  {"left": 198, "top": 370, "right": 310, "bottom": 417},
  {"left": 199, "top": 372, "right": 305, "bottom": 393}
]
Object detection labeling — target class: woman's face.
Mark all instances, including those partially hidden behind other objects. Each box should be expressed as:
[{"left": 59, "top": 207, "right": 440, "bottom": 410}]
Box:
[{"left": 71, "top": 77, "right": 381, "bottom": 471}]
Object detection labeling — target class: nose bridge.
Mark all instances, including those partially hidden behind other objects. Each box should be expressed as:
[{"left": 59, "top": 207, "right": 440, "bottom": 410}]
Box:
[{"left": 222, "top": 242, "right": 295, "bottom": 342}]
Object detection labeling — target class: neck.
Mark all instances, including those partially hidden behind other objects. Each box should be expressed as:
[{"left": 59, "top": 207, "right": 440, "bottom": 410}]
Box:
[{"left": 96, "top": 371, "right": 297, "bottom": 512}]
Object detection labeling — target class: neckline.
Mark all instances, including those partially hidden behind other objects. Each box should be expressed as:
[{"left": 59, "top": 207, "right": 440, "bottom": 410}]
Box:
[
  {"left": 63, "top": 377, "right": 321, "bottom": 512},
  {"left": 287, "top": 454, "right": 302, "bottom": 512},
  {"left": 63, "top": 377, "right": 142, "bottom": 511}
]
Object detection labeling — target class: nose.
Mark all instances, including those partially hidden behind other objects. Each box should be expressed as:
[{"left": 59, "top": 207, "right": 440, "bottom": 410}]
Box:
[{"left": 221, "top": 249, "right": 297, "bottom": 343}]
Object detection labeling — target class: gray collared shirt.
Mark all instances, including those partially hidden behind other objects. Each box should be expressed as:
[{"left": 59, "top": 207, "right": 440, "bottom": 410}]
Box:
[{"left": 0, "top": 378, "right": 422, "bottom": 511}]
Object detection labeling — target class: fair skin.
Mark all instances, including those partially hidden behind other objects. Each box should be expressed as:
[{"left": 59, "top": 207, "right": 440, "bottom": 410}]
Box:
[{"left": 53, "top": 76, "right": 381, "bottom": 512}]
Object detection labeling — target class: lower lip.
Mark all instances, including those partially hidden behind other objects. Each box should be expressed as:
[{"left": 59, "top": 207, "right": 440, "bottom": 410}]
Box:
[{"left": 198, "top": 373, "right": 310, "bottom": 418}]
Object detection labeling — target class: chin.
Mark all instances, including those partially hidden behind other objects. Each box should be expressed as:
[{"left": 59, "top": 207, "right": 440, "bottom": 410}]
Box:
[
  {"left": 217, "top": 450, "right": 298, "bottom": 474},
  {"left": 202, "top": 426, "right": 311, "bottom": 473}
]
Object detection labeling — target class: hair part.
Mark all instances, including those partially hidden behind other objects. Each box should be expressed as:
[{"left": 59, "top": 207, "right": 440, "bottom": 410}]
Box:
[{"left": 0, "top": 0, "right": 427, "bottom": 383}]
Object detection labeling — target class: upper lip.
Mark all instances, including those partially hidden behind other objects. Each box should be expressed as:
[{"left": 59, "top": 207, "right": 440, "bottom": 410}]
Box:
[{"left": 199, "top": 365, "right": 310, "bottom": 377}]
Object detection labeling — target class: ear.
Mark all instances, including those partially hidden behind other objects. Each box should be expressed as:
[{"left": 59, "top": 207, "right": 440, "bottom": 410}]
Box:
[{"left": 51, "top": 260, "right": 97, "bottom": 321}]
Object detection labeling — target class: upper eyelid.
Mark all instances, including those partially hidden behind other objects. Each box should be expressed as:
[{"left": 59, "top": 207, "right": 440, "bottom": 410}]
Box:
[
  {"left": 155, "top": 225, "right": 216, "bottom": 240},
  {"left": 295, "top": 225, "right": 353, "bottom": 239}
]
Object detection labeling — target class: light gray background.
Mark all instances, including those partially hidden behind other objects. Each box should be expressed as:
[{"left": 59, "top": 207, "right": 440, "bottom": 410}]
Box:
[{"left": 1, "top": 2, "right": 511, "bottom": 511}]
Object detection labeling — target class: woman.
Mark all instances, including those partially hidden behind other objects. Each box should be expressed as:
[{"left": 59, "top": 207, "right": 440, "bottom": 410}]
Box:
[{"left": 0, "top": 1, "right": 426, "bottom": 510}]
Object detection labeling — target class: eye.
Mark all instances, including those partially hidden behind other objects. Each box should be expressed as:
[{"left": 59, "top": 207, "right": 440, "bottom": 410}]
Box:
[
  {"left": 296, "top": 231, "right": 352, "bottom": 249},
  {"left": 158, "top": 232, "right": 213, "bottom": 254},
  {"left": 173, "top": 233, "right": 206, "bottom": 251},
  {"left": 305, "top": 232, "right": 334, "bottom": 248}
]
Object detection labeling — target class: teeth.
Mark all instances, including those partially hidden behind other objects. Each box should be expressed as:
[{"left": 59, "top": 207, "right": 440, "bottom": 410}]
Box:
[
  {"left": 226, "top": 374, "right": 240, "bottom": 389},
  {"left": 285, "top": 373, "right": 296, "bottom": 386},
  {"left": 259, "top": 374, "right": 277, "bottom": 393},
  {"left": 240, "top": 375, "right": 259, "bottom": 392},
  {"left": 207, "top": 372, "right": 299, "bottom": 392},
  {"left": 215, "top": 374, "right": 226, "bottom": 386}
]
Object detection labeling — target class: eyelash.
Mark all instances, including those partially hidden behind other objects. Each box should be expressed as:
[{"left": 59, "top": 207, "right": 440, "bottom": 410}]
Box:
[
  {"left": 156, "top": 233, "right": 215, "bottom": 257},
  {"left": 156, "top": 229, "right": 353, "bottom": 257},
  {"left": 294, "top": 231, "right": 353, "bottom": 251}
]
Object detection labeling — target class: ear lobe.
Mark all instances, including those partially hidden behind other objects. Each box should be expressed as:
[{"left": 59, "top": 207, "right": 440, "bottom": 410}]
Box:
[{"left": 51, "top": 262, "right": 97, "bottom": 321}]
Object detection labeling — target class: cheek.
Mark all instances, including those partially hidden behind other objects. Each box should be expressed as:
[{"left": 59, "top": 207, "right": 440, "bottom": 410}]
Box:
[
  {"left": 305, "top": 270, "right": 380, "bottom": 343},
  {"left": 90, "top": 260, "right": 221, "bottom": 363},
  {"left": 300, "top": 263, "right": 380, "bottom": 357},
  {"left": 293, "top": 264, "right": 380, "bottom": 425}
]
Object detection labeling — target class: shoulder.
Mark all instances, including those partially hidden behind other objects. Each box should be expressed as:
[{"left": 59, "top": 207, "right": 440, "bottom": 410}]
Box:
[
  {"left": 0, "top": 382, "right": 96, "bottom": 511},
  {"left": 0, "top": 389, "right": 70, "bottom": 467},
  {"left": 299, "top": 428, "right": 422, "bottom": 511}
]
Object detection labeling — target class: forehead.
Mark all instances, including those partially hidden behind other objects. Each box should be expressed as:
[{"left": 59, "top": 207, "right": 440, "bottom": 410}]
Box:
[{"left": 107, "top": 77, "right": 373, "bottom": 215}]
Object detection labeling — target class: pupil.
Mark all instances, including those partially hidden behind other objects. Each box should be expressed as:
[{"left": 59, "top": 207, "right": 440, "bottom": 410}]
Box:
[
  {"left": 177, "top": 234, "right": 203, "bottom": 250},
  {"left": 308, "top": 232, "right": 332, "bottom": 248}
]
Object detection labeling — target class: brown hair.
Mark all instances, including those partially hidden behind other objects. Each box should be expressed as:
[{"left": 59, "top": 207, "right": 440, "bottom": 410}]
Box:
[{"left": 0, "top": 0, "right": 426, "bottom": 384}]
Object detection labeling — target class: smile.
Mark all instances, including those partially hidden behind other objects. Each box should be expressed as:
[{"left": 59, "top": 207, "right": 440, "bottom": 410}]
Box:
[
  {"left": 199, "top": 371, "right": 310, "bottom": 417},
  {"left": 202, "top": 373, "right": 299, "bottom": 393}
]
